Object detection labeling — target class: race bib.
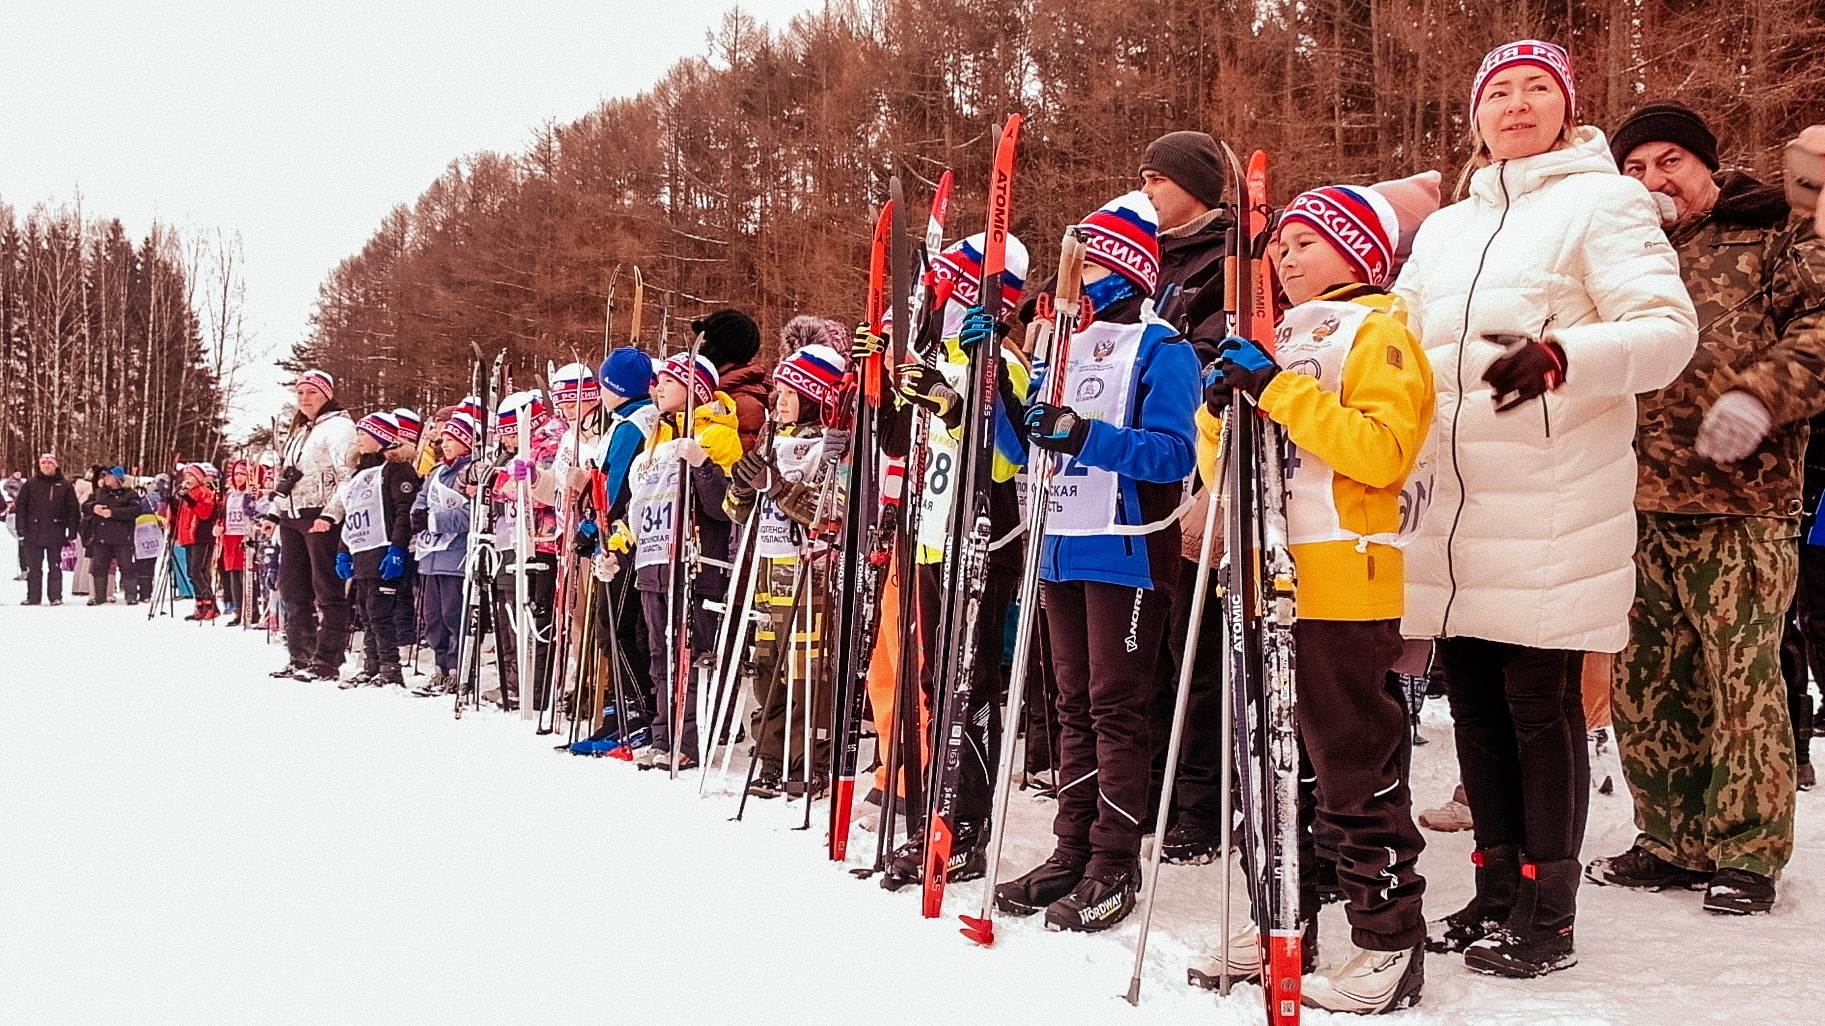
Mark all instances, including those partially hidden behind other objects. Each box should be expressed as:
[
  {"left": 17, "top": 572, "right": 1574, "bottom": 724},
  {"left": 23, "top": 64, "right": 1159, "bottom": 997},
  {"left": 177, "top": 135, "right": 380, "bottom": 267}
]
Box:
[
  {"left": 628, "top": 441, "right": 686, "bottom": 570},
  {"left": 756, "top": 433, "right": 826, "bottom": 560},
  {"left": 1045, "top": 320, "right": 1141, "bottom": 536},
  {"left": 339, "top": 467, "right": 387, "bottom": 552},
  {"left": 133, "top": 515, "right": 163, "bottom": 560},
  {"left": 412, "top": 476, "right": 466, "bottom": 556},
  {"left": 224, "top": 490, "right": 250, "bottom": 536}
]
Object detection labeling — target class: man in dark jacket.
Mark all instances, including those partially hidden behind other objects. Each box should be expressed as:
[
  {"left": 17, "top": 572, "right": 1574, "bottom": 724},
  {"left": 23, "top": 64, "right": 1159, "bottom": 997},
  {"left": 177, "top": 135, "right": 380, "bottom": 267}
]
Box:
[
  {"left": 1138, "top": 130, "right": 1233, "bottom": 359},
  {"left": 16, "top": 453, "right": 79, "bottom": 605},
  {"left": 693, "top": 308, "right": 768, "bottom": 454},
  {"left": 81, "top": 466, "right": 142, "bottom": 605},
  {"left": 1594, "top": 101, "right": 1825, "bottom": 914}
]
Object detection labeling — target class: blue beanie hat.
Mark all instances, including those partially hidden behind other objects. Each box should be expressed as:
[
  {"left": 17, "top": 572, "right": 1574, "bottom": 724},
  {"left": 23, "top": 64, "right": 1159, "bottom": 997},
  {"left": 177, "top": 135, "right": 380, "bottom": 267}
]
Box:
[{"left": 600, "top": 347, "right": 656, "bottom": 399}]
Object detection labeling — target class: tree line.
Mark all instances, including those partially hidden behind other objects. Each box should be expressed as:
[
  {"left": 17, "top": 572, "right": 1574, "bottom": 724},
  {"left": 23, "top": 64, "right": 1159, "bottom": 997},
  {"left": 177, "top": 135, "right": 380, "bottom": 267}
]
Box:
[
  {"left": 0, "top": 201, "right": 241, "bottom": 477},
  {"left": 291, "top": 0, "right": 1822, "bottom": 408}
]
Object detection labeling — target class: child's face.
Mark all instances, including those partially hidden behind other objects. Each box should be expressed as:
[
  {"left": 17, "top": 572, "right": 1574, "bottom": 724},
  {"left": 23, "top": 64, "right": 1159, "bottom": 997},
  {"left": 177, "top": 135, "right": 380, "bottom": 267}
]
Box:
[
  {"left": 439, "top": 435, "right": 469, "bottom": 461},
  {"left": 772, "top": 386, "right": 801, "bottom": 424},
  {"left": 357, "top": 433, "right": 383, "bottom": 456},
  {"left": 654, "top": 377, "right": 688, "bottom": 414},
  {"left": 1270, "top": 221, "right": 1361, "bottom": 307}
]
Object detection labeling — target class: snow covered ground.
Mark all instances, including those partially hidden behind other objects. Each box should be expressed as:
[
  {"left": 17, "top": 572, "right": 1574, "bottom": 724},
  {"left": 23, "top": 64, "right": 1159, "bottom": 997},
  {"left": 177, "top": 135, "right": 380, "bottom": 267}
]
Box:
[{"left": 3, "top": 542, "right": 1823, "bottom": 1025}]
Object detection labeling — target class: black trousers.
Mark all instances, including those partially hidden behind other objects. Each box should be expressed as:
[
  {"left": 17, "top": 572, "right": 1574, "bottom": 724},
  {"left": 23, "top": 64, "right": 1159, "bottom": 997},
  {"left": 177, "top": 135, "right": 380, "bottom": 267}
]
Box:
[
  {"left": 22, "top": 541, "right": 63, "bottom": 603},
  {"left": 278, "top": 516, "right": 352, "bottom": 668},
  {"left": 915, "top": 562, "right": 1017, "bottom": 824},
  {"left": 1044, "top": 577, "right": 1173, "bottom": 871},
  {"left": 1439, "top": 636, "right": 1589, "bottom": 863},
  {"left": 359, "top": 576, "right": 408, "bottom": 668},
  {"left": 392, "top": 558, "right": 418, "bottom": 646},
  {"left": 1295, "top": 619, "right": 1426, "bottom": 950},
  {"left": 1780, "top": 540, "right": 1824, "bottom": 767},
  {"left": 185, "top": 538, "right": 216, "bottom": 603},
  {"left": 1152, "top": 556, "right": 1228, "bottom": 826},
  {"left": 88, "top": 541, "right": 126, "bottom": 602},
  {"left": 591, "top": 575, "right": 653, "bottom": 723},
  {"left": 127, "top": 557, "right": 154, "bottom": 603},
  {"left": 641, "top": 585, "right": 707, "bottom": 754},
  {"left": 493, "top": 553, "right": 556, "bottom": 708}
]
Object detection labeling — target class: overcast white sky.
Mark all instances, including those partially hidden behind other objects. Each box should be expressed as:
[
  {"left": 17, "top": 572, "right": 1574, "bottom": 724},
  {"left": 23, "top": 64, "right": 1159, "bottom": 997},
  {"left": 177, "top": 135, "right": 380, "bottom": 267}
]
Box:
[{"left": 0, "top": 0, "right": 824, "bottom": 433}]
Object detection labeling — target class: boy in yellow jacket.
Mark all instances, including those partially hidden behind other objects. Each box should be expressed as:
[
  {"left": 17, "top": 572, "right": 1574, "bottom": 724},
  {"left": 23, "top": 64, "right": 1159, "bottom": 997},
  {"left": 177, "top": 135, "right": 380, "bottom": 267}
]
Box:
[{"left": 1191, "top": 184, "right": 1436, "bottom": 1014}]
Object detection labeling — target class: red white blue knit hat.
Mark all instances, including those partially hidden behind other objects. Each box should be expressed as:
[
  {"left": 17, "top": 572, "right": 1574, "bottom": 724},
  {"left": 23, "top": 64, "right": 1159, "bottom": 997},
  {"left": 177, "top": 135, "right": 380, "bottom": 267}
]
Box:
[
  {"left": 774, "top": 343, "right": 848, "bottom": 413},
  {"left": 1077, "top": 191, "right": 1161, "bottom": 294},
  {"left": 930, "top": 232, "right": 1030, "bottom": 317},
  {"left": 494, "top": 391, "right": 551, "bottom": 434},
  {"left": 1472, "top": 40, "right": 1576, "bottom": 117},
  {"left": 660, "top": 353, "right": 719, "bottom": 408},
  {"left": 550, "top": 362, "right": 601, "bottom": 406},
  {"left": 357, "top": 411, "right": 401, "bottom": 447},
  {"left": 1278, "top": 185, "right": 1403, "bottom": 287},
  {"left": 455, "top": 395, "right": 485, "bottom": 424},
  {"left": 297, "top": 369, "right": 335, "bottom": 400},
  {"left": 442, "top": 411, "right": 480, "bottom": 449},
  {"left": 391, "top": 408, "right": 423, "bottom": 443}
]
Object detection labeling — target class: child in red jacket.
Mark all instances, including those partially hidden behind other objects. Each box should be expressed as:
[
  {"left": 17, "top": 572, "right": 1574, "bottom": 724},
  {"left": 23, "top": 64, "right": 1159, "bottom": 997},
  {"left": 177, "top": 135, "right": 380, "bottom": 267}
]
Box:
[{"left": 175, "top": 462, "right": 221, "bottom": 620}]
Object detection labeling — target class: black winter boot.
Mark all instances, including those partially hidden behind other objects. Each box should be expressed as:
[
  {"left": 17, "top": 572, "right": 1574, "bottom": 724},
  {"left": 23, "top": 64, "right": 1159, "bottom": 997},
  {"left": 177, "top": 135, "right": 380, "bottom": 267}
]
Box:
[
  {"left": 1585, "top": 845, "right": 1709, "bottom": 891},
  {"left": 1463, "top": 858, "right": 1578, "bottom": 978},
  {"left": 1428, "top": 843, "right": 1522, "bottom": 953},
  {"left": 994, "top": 855, "right": 1087, "bottom": 917}
]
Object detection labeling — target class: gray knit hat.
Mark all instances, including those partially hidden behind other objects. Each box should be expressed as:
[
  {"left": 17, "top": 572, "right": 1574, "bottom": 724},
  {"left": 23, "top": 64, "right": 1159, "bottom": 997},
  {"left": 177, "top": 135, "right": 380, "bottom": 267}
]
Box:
[{"left": 1140, "top": 131, "right": 1226, "bottom": 210}]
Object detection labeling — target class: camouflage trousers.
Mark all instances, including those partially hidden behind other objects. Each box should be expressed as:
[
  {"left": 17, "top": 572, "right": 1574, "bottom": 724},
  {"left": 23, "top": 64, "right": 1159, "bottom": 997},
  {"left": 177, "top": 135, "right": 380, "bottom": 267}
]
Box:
[{"left": 1615, "top": 513, "right": 1799, "bottom": 879}]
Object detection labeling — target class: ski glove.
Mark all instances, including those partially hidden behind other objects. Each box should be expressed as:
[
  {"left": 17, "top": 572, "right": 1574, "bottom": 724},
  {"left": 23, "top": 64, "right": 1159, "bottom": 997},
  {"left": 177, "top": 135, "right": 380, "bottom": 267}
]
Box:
[
  {"left": 1214, "top": 336, "right": 1280, "bottom": 401},
  {"left": 1696, "top": 390, "right": 1774, "bottom": 464},
  {"left": 509, "top": 457, "right": 536, "bottom": 482},
  {"left": 379, "top": 545, "right": 406, "bottom": 580},
  {"left": 898, "top": 362, "right": 963, "bottom": 431},
  {"left": 851, "top": 322, "right": 885, "bottom": 361},
  {"left": 821, "top": 428, "right": 851, "bottom": 462},
  {"left": 1202, "top": 363, "right": 1234, "bottom": 415},
  {"left": 592, "top": 551, "right": 620, "bottom": 583},
  {"left": 1482, "top": 337, "right": 1566, "bottom": 412},
  {"left": 675, "top": 438, "right": 709, "bottom": 468},
  {"left": 334, "top": 552, "right": 355, "bottom": 581},
  {"left": 958, "top": 306, "right": 1003, "bottom": 351},
  {"left": 409, "top": 508, "right": 429, "bottom": 535},
  {"left": 1025, "top": 402, "right": 1091, "bottom": 457},
  {"left": 729, "top": 448, "right": 774, "bottom": 499},
  {"left": 573, "top": 519, "right": 600, "bottom": 558}
]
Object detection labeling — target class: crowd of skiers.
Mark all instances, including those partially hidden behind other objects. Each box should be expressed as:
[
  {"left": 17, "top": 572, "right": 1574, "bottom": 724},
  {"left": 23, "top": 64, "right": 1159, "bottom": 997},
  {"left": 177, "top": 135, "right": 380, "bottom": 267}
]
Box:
[{"left": 13, "top": 39, "right": 1823, "bottom": 1018}]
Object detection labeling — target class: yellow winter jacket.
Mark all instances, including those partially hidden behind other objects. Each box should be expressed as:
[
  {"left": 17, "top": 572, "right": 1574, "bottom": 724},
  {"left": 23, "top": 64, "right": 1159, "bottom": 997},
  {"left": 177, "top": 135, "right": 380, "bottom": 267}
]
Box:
[
  {"left": 1196, "top": 288, "right": 1434, "bottom": 621},
  {"left": 647, "top": 392, "right": 743, "bottom": 472}
]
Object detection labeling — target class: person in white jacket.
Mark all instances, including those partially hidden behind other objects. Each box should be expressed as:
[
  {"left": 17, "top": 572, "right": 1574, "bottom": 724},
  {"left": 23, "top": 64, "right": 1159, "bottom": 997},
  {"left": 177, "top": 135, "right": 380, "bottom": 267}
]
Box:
[
  {"left": 1392, "top": 40, "right": 1698, "bottom": 980},
  {"left": 269, "top": 369, "right": 360, "bottom": 681}
]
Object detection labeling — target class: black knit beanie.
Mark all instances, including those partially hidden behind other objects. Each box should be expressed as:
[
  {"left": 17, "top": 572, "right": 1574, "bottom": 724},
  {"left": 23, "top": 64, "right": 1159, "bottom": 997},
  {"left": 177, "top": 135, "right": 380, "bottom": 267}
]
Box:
[
  {"left": 1140, "top": 131, "right": 1226, "bottom": 210},
  {"left": 1610, "top": 101, "right": 1720, "bottom": 172},
  {"left": 691, "top": 308, "right": 761, "bottom": 368}
]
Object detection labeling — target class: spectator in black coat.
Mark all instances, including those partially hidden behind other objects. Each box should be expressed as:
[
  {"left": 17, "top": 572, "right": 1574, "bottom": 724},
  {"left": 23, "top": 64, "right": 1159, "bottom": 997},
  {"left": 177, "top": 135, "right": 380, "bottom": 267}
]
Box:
[
  {"left": 82, "top": 466, "right": 142, "bottom": 605},
  {"left": 16, "top": 453, "right": 79, "bottom": 605}
]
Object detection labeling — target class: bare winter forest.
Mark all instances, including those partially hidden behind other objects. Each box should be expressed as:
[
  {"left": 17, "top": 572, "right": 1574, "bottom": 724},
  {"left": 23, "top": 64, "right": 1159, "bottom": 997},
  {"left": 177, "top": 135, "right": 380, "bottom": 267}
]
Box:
[{"left": 5, "top": 0, "right": 1819, "bottom": 460}]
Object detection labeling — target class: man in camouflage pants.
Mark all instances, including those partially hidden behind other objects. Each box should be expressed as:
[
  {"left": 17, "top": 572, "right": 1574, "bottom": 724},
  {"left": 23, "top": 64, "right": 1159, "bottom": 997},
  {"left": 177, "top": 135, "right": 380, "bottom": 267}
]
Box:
[{"left": 1587, "top": 102, "right": 1825, "bottom": 914}]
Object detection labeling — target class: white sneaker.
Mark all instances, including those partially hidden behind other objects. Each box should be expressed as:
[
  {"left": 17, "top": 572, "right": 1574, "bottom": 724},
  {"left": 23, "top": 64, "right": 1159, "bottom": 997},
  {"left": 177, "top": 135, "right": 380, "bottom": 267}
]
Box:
[
  {"left": 1302, "top": 945, "right": 1424, "bottom": 1015},
  {"left": 1188, "top": 926, "right": 1264, "bottom": 988},
  {"left": 1417, "top": 799, "right": 1473, "bottom": 832}
]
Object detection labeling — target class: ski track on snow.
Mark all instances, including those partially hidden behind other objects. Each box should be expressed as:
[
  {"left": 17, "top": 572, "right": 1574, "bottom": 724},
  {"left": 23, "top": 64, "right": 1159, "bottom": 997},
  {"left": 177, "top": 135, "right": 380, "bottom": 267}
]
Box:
[{"left": 1, "top": 543, "right": 1821, "bottom": 1025}]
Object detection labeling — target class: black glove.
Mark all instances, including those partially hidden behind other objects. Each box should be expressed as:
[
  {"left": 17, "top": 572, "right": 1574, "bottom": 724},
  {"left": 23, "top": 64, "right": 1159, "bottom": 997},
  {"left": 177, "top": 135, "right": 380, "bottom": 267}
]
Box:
[
  {"left": 730, "top": 448, "right": 773, "bottom": 499},
  {"left": 1024, "top": 402, "right": 1091, "bottom": 457},
  {"left": 898, "top": 362, "right": 963, "bottom": 430},
  {"left": 1202, "top": 363, "right": 1233, "bottom": 415},
  {"left": 409, "top": 508, "right": 429, "bottom": 535},
  {"left": 573, "top": 519, "right": 600, "bottom": 558},
  {"left": 1483, "top": 338, "right": 1566, "bottom": 412},
  {"left": 1214, "top": 336, "right": 1280, "bottom": 401}
]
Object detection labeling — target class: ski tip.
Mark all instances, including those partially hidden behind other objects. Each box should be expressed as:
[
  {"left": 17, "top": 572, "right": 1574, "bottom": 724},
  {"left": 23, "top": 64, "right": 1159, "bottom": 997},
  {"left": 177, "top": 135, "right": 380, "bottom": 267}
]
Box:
[{"left": 958, "top": 917, "right": 994, "bottom": 946}]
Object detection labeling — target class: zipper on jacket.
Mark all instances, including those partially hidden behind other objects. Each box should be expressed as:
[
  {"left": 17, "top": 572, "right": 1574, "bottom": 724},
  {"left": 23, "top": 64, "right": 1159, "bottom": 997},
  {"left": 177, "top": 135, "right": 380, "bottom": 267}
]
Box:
[{"left": 1441, "top": 160, "right": 1514, "bottom": 637}]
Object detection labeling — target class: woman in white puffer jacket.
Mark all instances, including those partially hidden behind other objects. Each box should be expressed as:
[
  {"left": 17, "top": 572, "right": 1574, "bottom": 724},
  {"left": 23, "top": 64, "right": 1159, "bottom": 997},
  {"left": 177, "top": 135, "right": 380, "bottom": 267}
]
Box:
[{"left": 1394, "top": 40, "right": 1697, "bottom": 980}]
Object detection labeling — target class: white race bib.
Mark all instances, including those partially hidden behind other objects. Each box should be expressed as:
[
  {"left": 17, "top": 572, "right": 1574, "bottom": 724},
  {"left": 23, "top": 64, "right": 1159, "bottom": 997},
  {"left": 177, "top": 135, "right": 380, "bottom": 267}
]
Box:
[
  {"left": 412, "top": 475, "right": 466, "bottom": 556},
  {"left": 756, "top": 433, "right": 826, "bottom": 559},
  {"left": 339, "top": 467, "right": 387, "bottom": 552},
  {"left": 223, "top": 490, "right": 249, "bottom": 536},
  {"left": 628, "top": 440, "right": 686, "bottom": 570},
  {"left": 1045, "top": 320, "right": 1143, "bottom": 536},
  {"left": 133, "top": 515, "right": 163, "bottom": 560}
]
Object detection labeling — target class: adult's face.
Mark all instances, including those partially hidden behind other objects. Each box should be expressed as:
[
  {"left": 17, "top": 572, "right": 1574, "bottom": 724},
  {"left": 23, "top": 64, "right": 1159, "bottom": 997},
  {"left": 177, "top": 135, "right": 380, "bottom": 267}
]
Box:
[
  {"left": 1140, "top": 170, "right": 1208, "bottom": 233},
  {"left": 38, "top": 456, "right": 57, "bottom": 475},
  {"left": 296, "top": 382, "right": 329, "bottom": 418},
  {"left": 1476, "top": 67, "right": 1567, "bottom": 162},
  {"left": 1621, "top": 140, "right": 1719, "bottom": 222}
]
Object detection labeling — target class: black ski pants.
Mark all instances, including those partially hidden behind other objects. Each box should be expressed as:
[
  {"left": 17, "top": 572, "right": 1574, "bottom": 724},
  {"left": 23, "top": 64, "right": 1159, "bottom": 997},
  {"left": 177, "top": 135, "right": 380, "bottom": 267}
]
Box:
[
  {"left": 21, "top": 541, "right": 63, "bottom": 603},
  {"left": 392, "top": 557, "right": 418, "bottom": 647},
  {"left": 1439, "top": 636, "right": 1589, "bottom": 863},
  {"left": 422, "top": 572, "right": 464, "bottom": 672},
  {"left": 278, "top": 515, "right": 352, "bottom": 669},
  {"left": 1295, "top": 619, "right": 1426, "bottom": 951},
  {"left": 1043, "top": 578, "right": 1173, "bottom": 872},
  {"left": 1152, "top": 555, "right": 1228, "bottom": 827},
  {"left": 1780, "top": 539, "right": 1824, "bottom": 768},
  {"left": 641, "top": 584, "right": 705, "bottom": 755},
  {"left": 88, "top": 541, "right": 127, "bottom": 603},
  {"left": 127, "top": 557, "right": 154, "bottom": 603},
  {"left": 358, "top": 576, "right": 408, "bottom": 668},
  {"left": 185, "top": 537, "right": 216, "bottom": 603},
  {"left": 914, "top": 562, "right": 1017, "bottom": 825},
  {"left": 493, "top": 552, "right": 556, "bottom": 708},
  {"left": 591, "top": 575, "right": 653, "bottom": 723}
]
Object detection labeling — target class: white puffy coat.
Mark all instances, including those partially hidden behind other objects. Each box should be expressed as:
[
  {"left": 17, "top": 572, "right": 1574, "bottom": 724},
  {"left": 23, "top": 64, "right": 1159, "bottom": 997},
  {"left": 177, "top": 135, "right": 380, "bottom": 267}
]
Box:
[
  {"left": 275, "top": 408, "right": 358, "bottom": 517},
  {"left": 1394, "top": 127, "right": 1698, "bottom": 652}
]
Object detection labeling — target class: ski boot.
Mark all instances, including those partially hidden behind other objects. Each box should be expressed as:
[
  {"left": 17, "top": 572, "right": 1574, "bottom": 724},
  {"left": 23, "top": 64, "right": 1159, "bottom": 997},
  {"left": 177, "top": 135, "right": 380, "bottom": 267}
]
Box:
[
  {"left": 271, "top": 661, "right": 306, "bottom": 679},
  {"left": 1463, "top": 859, "right": 1578, "bottom": 978},
  {"left": 1159, "top": 817, "right": 1222, "bottom": 865},
  {"left": 1189, "top": 922, "right": 1319, "bottom": 989},
  {"left": 1044, "top": 860, "right": 1139, "bottom": 933},
  {"left": 994, "top": 856, "right": 1086, "bottom": 917},
  {"left": 412, "top": 671, "right": 452, "bottom": 697},
  {"left": 785, "top": 771, "right": 831, "bottom": 801},
  {"left": 1704, "top": 869, "right": 1776, "bottom": 915},
  {"left": 1303, "top": 944, "right": 1424, "bottom": 1014},
  {"left": 296, "top": 663, "right": 340, "bottom": 683},
  {"left": 1428, "top": 844, "right": 1521, "bottom": 953},
  {"left": 746, "top": 768, "right": 786, "bottom": 799},
  {"left": 373, "top": 664, "right": 405, "bottom": 688},
  {"left": 879, "top": 819, "right": 986, "bottom": 891}
]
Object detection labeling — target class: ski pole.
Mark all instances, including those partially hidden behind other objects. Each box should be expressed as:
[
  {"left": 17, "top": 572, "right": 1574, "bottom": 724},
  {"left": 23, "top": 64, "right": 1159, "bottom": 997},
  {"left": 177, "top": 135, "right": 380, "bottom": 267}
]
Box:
[{"left": 1125, "top": 472, "right": 1223, "bottom": 1005}]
